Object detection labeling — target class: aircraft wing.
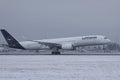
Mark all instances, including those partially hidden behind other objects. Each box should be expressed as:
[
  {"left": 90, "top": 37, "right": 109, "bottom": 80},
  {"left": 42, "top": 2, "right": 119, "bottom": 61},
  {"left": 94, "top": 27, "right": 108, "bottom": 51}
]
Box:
[{"left": 32, "top": 41, "right": 61, "bottom": 48}]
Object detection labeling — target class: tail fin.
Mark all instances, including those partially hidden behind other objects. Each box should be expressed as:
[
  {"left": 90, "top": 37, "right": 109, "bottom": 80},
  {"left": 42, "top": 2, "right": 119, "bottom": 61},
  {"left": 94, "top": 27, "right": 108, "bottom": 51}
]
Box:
[{"left": 0, "top": 29, "right": 25, "bottom": 49}]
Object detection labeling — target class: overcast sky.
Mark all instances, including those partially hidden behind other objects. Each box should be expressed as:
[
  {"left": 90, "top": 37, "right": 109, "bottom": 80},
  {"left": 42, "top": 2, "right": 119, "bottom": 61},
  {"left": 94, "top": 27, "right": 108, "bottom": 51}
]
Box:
[{"left": 0, "top": 0, "right": 120, "bottom": 43}]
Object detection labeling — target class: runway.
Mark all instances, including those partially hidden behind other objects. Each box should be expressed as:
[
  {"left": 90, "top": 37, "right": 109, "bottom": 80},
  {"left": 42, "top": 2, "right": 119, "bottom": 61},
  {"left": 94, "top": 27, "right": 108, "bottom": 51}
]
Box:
[
  {"left": 0, "top": 53, "right": 120, "bottom": 80},
  {"left": 0, "top": 51, "right": 120, "bottom": 55}
]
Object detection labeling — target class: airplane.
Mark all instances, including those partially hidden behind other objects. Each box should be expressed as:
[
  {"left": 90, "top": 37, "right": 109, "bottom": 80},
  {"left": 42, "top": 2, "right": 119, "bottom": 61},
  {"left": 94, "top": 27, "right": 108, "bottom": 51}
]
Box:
[{"left": 0, "top": 29, "right": 111, "bottom": 55}]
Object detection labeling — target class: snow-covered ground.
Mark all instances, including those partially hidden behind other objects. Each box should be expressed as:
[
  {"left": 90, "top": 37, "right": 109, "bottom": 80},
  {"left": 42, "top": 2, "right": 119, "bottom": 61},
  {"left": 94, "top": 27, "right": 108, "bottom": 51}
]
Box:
[{"left": 0, "top": 54, "right": 120, "bottom": 80}]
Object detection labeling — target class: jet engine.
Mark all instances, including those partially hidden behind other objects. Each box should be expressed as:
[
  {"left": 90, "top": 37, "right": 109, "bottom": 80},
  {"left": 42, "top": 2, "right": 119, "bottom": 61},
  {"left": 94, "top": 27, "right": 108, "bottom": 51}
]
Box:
[{"left": 61, "top": 43, "right": 75, "bottom": 50}]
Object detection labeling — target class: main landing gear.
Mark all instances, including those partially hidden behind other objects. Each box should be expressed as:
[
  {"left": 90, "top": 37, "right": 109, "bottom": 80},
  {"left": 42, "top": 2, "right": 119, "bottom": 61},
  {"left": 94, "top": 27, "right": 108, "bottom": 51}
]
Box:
[
  {"left": 51, "top": 47, "right": 61, "bottom": 55},
  {"left": 52, "top": 51, "right": 61, "bottom": 55}
]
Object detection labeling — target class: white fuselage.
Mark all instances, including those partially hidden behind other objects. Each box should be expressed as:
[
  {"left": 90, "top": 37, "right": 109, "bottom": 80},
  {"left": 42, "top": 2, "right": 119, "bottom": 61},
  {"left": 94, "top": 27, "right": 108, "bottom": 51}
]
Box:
[{"left": 19, "top": 35, "right": 111, "bottom": 50}]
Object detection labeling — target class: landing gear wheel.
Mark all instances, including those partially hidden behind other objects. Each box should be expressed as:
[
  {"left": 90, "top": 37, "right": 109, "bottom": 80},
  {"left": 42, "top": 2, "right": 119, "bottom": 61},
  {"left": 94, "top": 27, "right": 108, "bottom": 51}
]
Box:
[
  {"left": 52, "top": 51, "right": 61, "bottom": 55},
  {"left": 52, "top": 52, "right": 55, "bottom": 55}
]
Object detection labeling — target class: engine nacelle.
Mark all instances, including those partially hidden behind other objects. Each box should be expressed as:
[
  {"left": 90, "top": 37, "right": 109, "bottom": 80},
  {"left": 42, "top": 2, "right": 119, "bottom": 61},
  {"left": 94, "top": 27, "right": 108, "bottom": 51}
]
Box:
[{"left": 61, "top": 43, "right": 74, "bottom": 50}]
